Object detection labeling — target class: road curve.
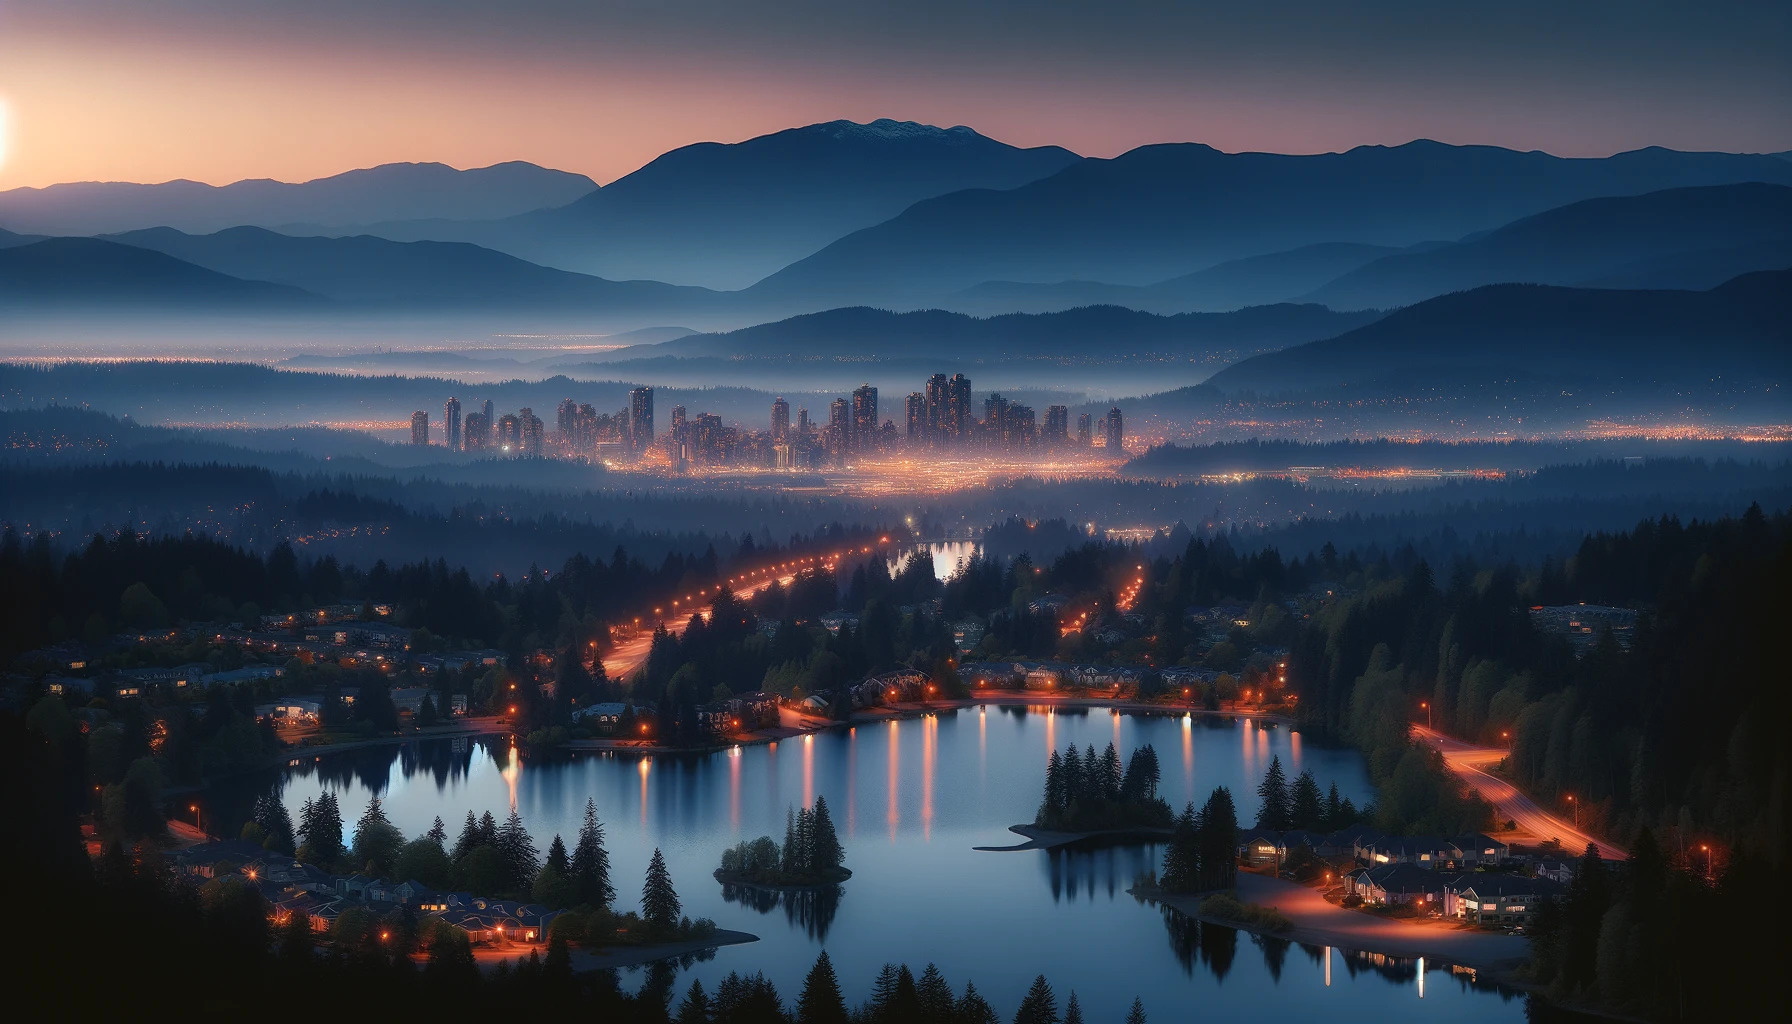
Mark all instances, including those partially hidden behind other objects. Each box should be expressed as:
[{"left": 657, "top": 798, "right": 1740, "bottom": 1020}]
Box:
[
  {"left": 1413, "top": 724, "right": 1627, "bottom": 860},
  {"left": 600, "top": 570, "right": 804, "bottom": 681}
]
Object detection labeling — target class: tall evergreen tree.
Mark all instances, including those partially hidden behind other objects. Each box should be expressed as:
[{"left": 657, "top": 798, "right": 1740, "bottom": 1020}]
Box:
[
  {"left": 915, "top": 963, "right": 955, "bottom": 1024},
  {"left": 453, "top": 811, "right": 480, "bottom": 860},
  {"left": 796, "top": 950, "right": 849, "bottom": 1024},
  {"left": 1255, "top": 755, "right": 1290, "bottom": 830},
  {"left": 674, "top": 980, "right": 712, "bottom": 1024},
  {"left": 1199, "top": 786, "right": 1240, "bottom": 890},
  {"left": 1289, "top": 770, "right": 1324, "bottom": 831},
  {"left": 810, "top": 796, "right": 844, "bottom": 872},
  {"left": 477, "top": 810, "right": 499, "bottom": 847},
  {"left": 495, "top": 809, "right": 540, "bottom": 893},
  {"left": 570, "top": 798, "right": 616, "bottom": 909},
  {"left": 426, "top": 815, "right": 448, "bottom": 847},
  {"left": 1324, "top": 782, "right": 1344, "bottom": 830},
  {"left": 351, "top": 795, "right": 405, "bottom": 875},
  {"left": 869, "top": 963, "right": 901, "bottom": 1022},
  {"left": 957, "top": 982, "right": 999, "bottom": 1024},
  {"left": 253, "top": 794, "right": 295, "bottom": 855},
  {"left": 1161, "top": 802, "right": 1200, "bottom": 892},
  {"left": 1100, "top": 744, "right": 1123, "bottom": 801},
  {"left": 1044, "top": 750, "right": 1064, "bottom": 815},
  {"left": 1125, "top": 998, "right": 1148, "bottom": 1024},
  {"left": 1012, "top": 974, "right": 1059, "bottom": 1024},
  {"left": 1063, "top": 992, "right": 1084, "bottom": 1024},
  {"left": 642, "top": 848, "right": 681, "bottom": 936}
]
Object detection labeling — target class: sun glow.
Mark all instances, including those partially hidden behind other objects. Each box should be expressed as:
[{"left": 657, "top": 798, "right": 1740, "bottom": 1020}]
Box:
[{"left": 0, "top": 100, "right": 10, "bottom": 171}]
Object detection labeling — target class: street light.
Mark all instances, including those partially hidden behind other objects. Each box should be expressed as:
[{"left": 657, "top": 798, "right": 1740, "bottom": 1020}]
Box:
[
  {"left": 189, "top": 803, "right": 202, "bottom": 834},
  {"left": 1565, "top": 793, "right": 1579, "bottom": 827},
  {"left": 1700, "top": 843, "right": 1711, "bottom": 879},
  {"left": 1420, "top": 701, "right": 1432, "bottom": 730}
]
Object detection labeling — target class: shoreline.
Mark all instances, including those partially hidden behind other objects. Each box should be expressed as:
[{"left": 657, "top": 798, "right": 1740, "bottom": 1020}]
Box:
[
  {"left": 976, "top": 822, "right": 1175, "bottom": 852},
  {"left": 713, "top": 869, "right": 852, "bottom": 891},
  {"left": 563, "top": 697, "right": 1293, "bottom": 758},
  {"left": 471, "top": 928, "right": 759, "bottom": 974},
  {"left": 1136, "top": 873, "right": 1530, "bottom": 975}
]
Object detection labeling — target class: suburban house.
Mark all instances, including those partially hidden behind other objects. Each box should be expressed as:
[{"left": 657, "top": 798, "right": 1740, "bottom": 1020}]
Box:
[
  {"left": 1346, "top": 863, "right": 1456, "bottom": 908},
  {"left": 1361, "top": 835, "right": 1461, "bottom": 869},
  {"left": 1450, "top": 875, "right": 1566, "bottom": 927},
  {"left": 1537, "top": 858, "right": 1577, "bottom": 884},
  {"left": 1452, "top": 833, "right": 1511, "bottom": 866}
]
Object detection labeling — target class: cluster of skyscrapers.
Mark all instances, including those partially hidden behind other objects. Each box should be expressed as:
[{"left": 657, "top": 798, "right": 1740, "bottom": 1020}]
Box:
[
  {"left": 408, "top": 378, "right": 1122, "bottom": 470},
  {"left": 411, "top": 386, "right": 658, "bottom": 460}
]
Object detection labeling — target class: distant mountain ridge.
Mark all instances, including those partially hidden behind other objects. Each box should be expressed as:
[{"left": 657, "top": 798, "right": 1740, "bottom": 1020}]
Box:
[
  {"left": 1205, "top": 269, "right": 1792, "bottom": 394},
  {"left": 0, "top": 237, "right": 317, "bottom": 308},
  {"left": 103, "top": 226, "right": 722, "bottom": 312},
  {"left": 748, "top": 141, "right": 1792, "bottom": 308},
  {"left": 1302, "top": 183, "right": 1792, "bottom": 309},
  {"left": 350, "top": 119, "right": 1083, "bottom": 288},
  {"left": 591, "top": 302, "right": 1383, "bottom": 364},
  {"left": 947, "top": 242, "right": 1416, "bottom": 315},
  {"left": 0, "top": 161, "right": 598, "bottom": 236}
]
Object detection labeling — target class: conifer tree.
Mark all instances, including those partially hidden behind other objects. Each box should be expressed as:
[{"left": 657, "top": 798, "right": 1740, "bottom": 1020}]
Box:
[
  {"left": 674, "top": 980, "right": 712, "bottom": 1024},
  {"left": 1325, "top": 782, "right": 1344, "bottom": 830},
  {"left": 426, "top": 815, "right": 448, "bottom": 847},
  {"left": 253, "top": 794, "right": 295, "bottom": 855},
  {"left": 1100, "top": 744, "right": 1123, "bottom": 801},
  {"left": 1290, "top": 770, "right": 1323, "bottom": 831},
  {"left": 811, "top": 795, "right": 844, "bottom": 872},
  {"left": 1044, "top": 750, "right": 1065, "bottom": 816},
  {"left": 642, "top": 848, "right": 681, "bottom": 936},
  {"left": 1255, "top": 755, "right": 1290, "bottom": 830},
  {"left": 495, "top": 809, "right": 540, "bottom": 893},
  {"left": 453, "top": 811, "right": 480, "bottom": 860},
  {"left": 869, "top": 963, "right": 901, "bottom": 1021},
  {"left": 796, "top": 950, "right": 849, "bottom": 1024},
  {"left": 570, "top": 798, "right": 615, "bottom": 909},
  {"left": 1012, "top": 974, "right": 1059, "bottom": 1024},
  {"left": 1063, "top": 991, "right": 1084, "bottom": 1024},
  {"left": 1125, "top": 997, "right": 1148, "bottom": 1024},
  {"left": 352, "top": 795, "right": 404, "bottom": 875},
  {"left": 915, "top": 963, "right": 955, "bottom": 1024},
  {"left": 957, "top": 982, "right": 999, "bottom": 1024}
]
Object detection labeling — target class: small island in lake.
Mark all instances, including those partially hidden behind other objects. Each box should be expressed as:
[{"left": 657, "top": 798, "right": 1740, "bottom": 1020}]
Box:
[
  {"left": 1035, "top": 742, "right": 1174, "bottom": 832},
  {"left": 715, "top": 796, "right": 852, "bottom": 888}
]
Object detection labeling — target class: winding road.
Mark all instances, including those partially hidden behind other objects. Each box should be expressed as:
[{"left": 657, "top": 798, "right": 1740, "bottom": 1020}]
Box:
[{"left": 1413, "top": 724, "right": 1626, "bottom": 859}]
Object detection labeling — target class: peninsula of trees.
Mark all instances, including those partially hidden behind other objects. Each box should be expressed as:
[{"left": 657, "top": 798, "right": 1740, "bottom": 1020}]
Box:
[
  {"left": 1035, "top": 742, "right": 1173, "bottom": 832},
  {"left": 717, "top": 796, "right": 850, "bottom": 887}
]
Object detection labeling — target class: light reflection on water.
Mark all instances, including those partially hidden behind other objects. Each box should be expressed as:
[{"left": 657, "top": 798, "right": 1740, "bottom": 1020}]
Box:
[{"left": 254, "top": 710, "right": 1527, "bottom": 1020}]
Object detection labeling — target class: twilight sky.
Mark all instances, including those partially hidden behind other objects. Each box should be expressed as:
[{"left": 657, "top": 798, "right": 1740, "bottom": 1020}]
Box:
[{"left": 1, "top": 0, "right": 1786, "bottom": 189}]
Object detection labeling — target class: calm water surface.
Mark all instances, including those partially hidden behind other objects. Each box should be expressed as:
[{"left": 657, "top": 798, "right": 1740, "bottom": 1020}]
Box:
[{"left": 260, "top": 709, "right": 1527, "bottom": 1020}]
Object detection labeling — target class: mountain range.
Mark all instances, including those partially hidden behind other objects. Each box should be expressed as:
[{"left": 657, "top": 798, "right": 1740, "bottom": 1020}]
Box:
[
  {"left": 104, "top": 226, "right": 723, "bottom": 313},
  {"left": 1301, "top": 183, "right": 1792, "bottom": 309},
  {"left": 944, "top": 242, "right": 1418, "bottom": 315},
  {"left": 0, "top": 237, "right": 317, "bottom": 308},
  {"left": 1205, "top": 269, "right": 1792, "bottom": 394},
  {"left": 747, "top": 141, "right": 1792, "bottom": 308},
  {"left": 588, "top": 302, "right": 1383, "bottom": 365},
  {"left": 346, "top": 119, "right": 1082, "bottom": 289},
  {"left": 0, "top": 162, "right": 597, "bottom": 237}
]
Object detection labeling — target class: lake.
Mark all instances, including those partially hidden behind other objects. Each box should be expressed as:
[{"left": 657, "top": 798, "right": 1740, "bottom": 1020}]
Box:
[{"left": 255, "top": 708, "right": 1532, "bottom": 1020}]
